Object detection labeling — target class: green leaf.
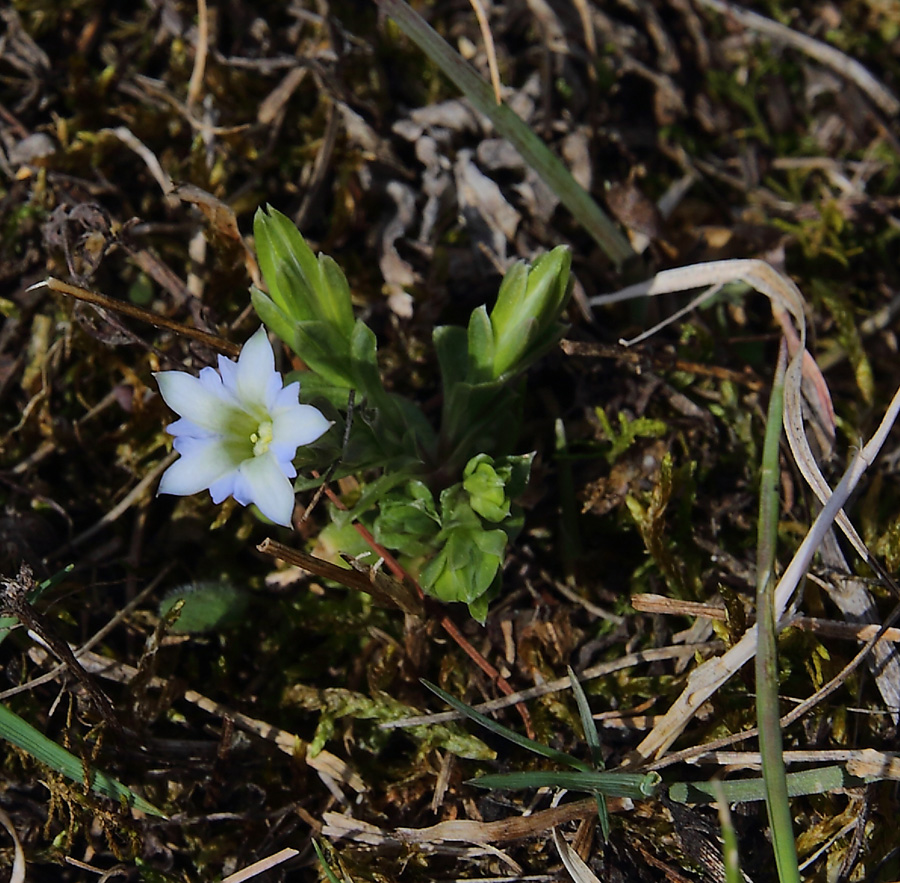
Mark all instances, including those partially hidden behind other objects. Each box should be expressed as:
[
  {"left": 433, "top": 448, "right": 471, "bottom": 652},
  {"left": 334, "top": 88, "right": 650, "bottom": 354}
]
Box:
[
  {"left": 294, "top": 322, "right": 356, "bottom": 388},
  {"left": 374, "top": 2, "right": 635, "bottom": 263},
  {"left": 254, "top": 206, "right": 356, "bottom": 335},
  {"left": 313, "top": 840, "right": 344, "bottom": 883},
  {"left": 349, "top": 319, "right": 387, "bottom": 403},
  {"left": 254, "top": 207, "right": 319, "bottom": 322},
  {"left": 489, "top": 247, "right": 572, "bottom": 378},
  {"left": 334, "top": 470, "right": 421, "bottom": 528},
  {"left": 438, "top": 377, "right": 524, "bottom": 475},
  {"left": 373, "top": 480, "right": 441, "bottom": 556},
  {"left": 0, "top": 615, "right": 17, "bottom": 647},
  {"left": 422, "top": 680, "right": 590, "bottom": 770},
  {"left": 567, "top": 664, "right": 609, "bottom": 839},
  {"left": 567, "top": 665, "right": 603, "bottom": 769},
  {"left": 317, "top": 254, "right": 356, "bottom": 337},
  {"left": 434, "top": 325, "right": 469, "bottom": 391},
  {"left": 158, "top": 581, "right": 249, "bottom": 634},
  {"left": 465, "top": 304, "right": 495, "bottom": 384},
  {"left": 463, "top": 454, "right": 511, "bottom": 522},
  {"left": 668, "top": 766, "right": 868, "bottom": 804},
  {"left": 251, "top": 286, "right": 302, "bottom": 357},
  {"left": 470, "top": 770, "right": 662, "bottom": 799},
  {"left": 0, "top": 703, "right": 164, "bottom": 816},
  {"left": 420, "top": 524, "right": 506, "bottom": 605},
  {"left": 499, "top": 452, "right": 535, "bottom": 499},
  {"left": 389, "top": 393, "right": 437, "bottom": 455}
]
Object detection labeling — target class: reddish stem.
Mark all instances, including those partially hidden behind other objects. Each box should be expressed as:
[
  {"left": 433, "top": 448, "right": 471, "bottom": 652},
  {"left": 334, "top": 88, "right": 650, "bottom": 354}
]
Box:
[{"left": 313, "top": 477, "right": 534, "bottom": 738}]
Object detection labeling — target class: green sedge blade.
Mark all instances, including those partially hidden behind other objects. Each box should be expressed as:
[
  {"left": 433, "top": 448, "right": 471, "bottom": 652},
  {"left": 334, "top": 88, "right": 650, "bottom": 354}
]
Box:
[
  {"left": 470, "top": 769, "right": 662, "bottom": 799},
  {"left": 312, "top": 840, "right": 343, "bottom": 883},
  {"left": 35, "top": 564, "right": 75, "bottom": 600},
  {"left": 567, "top": 666, "right": 603, "bottom": 769},
  {"left": 373, "top": 0, "right": 633, "bottom": 266},
  {"left": 422, "top": 680, "right": 590, "bottom": 771},
  {"left": 669, "top": 766, "right": 868, "bottom": 804},
  {"left": 0, "top": 703, "right": 164, "bottom": 817},
  {"left": 565, "top": 666, "right": 609, "bottom": 839}
]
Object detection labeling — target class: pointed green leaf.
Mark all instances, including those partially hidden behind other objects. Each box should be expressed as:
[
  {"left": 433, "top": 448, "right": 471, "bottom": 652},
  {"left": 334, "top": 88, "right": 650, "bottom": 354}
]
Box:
[
  {"left": 466, "top": 304, "right": 496, "bottom": 384},
  {"left": 434, "top": 325, "right": 469, "bottom": 390},
  {"left": 294, "top": 322, "right": 356, "bottom": 388},
  {"left": 317, "top": 254, "right": 356, "bottom": 337},
  {"left": 251, "top": 287, "right": 299, "bottom": 355},
  {"left": 0, "top": 703, "right": 164, "bottom": 816},
  {"left": 422, "top": 680, "right": 590, "bottom": 770}
]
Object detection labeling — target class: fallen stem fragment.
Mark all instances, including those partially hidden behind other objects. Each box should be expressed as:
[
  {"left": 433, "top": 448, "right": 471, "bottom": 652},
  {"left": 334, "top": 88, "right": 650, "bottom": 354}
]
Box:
[{"left": 34, "top": 277, "right": 240, "bottom": 356}]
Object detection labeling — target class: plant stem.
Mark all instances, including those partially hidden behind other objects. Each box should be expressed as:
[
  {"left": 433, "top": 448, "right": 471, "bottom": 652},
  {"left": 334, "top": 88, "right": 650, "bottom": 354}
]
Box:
[{"left": 756, "top": 342, "right": 801, "bottom": 883}]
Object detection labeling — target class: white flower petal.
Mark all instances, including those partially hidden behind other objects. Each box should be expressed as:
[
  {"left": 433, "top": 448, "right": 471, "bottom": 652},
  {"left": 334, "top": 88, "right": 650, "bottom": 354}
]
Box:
[
  {"left": 197, "top": 365, "right": 225, "bottom": 394},
  {"left": 209, "top": 472, "right": 238, "bottom": 504},
  {"left": 272, "top": 403, "right": 331, "bottom": 450},
  {"left": 155, "top": 371, "right": 244, "bottom": 434},
  {"left": 272, "top": 381, "right": 301, "bottom": 411},
  {"left": 216, "top": 355, "right": 240, "bottom": 396},
  {"left": 165, "top": 416, "right": 215, "bottom": 439},
  {"left": 232, "top": 452, "right": 296, "bottom": 526},
  {"left": 235, "top": 327, "right": 278, "bottom": 409},
  {"left": 158, "top": 437, "right": 244, "bottom": 497}
]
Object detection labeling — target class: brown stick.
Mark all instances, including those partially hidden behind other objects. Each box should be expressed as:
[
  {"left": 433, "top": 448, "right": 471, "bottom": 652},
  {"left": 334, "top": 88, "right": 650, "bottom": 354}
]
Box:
[{"left": 36, "top": 277, "right": 241, "bottom": 357}]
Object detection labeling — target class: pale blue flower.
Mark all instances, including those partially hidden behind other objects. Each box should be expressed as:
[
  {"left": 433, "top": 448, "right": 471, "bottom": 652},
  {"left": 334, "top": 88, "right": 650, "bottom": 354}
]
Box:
[{"left": 154, "top": 327, "right": 330, "bottom": 526}]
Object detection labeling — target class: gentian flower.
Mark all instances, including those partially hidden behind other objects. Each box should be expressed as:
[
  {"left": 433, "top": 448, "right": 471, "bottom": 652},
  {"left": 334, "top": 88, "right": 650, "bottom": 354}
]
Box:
[{"left": 154, "top": 327, "right": 330, "bottom": 526}]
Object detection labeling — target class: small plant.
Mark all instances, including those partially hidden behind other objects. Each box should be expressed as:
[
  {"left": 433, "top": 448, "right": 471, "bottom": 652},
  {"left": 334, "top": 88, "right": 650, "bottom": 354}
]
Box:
[{"left": 156, "top": 206, "right": 573, "bottom": 620}]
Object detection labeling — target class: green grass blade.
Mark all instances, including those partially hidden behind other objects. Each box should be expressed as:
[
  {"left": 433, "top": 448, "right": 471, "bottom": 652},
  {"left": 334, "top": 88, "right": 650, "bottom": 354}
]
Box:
[
  {"left": 33, "top": 564, "right": 75, "bottom": 600},
  {"left": 755, "top": 346, "right": 800, "bottom": 883},
  {"left": 669, "top": 765, "right": 867, "bottom": 804},
  {"left": 421, "top": 680, "right": 590, "bottom": 770},
  {"left": 710, "top": 779, "right": 743, "bottom": 883},
  {"left": 375, "top": 0, "right": 634, "bottom": 266},
  {"left": 0, "top": 703, "right": 164, "bottom": 817},
  {"left": 313, "top": 840, "right": 344, "bottom": 883},
  {"left": 470, "top": 769, "right": 662, "bottom": 798},
  {"left": 566, "top": 665, "right": 610, "bottom": 840},
  {"left": 566, "top": 666, "right": 603, "bottom": 767}
]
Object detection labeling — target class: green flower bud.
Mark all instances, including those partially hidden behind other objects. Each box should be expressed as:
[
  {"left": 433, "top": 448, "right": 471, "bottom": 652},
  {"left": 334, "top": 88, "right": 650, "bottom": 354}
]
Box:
[
  {"left": 488, "top": 245, "right": 572, "bottom": 378},
  {"left": 463, "top": 454, "right": 510, "bottom": 522},
  {"left": 253, "top": 206, "right": 355, "bottom": 336}
]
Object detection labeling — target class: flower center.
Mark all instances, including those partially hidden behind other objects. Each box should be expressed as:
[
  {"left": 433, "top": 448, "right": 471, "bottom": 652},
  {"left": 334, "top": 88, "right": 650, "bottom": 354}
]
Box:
[{"left": 250, "top": 420, "right": 274, "bottom": 457}]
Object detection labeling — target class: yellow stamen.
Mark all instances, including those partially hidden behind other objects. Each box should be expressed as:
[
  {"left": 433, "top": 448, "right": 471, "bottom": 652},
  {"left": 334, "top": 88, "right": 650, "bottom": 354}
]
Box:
[{"left": 252, "top": 420, "right": 274, "bottom": 456}]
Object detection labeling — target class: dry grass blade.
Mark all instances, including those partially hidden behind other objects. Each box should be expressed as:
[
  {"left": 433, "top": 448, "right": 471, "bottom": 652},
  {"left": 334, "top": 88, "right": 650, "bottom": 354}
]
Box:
[
  {"left": 633, "top": 381, "right": 900, "bottom": 759},
  {"left": 694, "top": 0, "right": 900, "bottom": 116},
  {"left": 593, "top": 257, "right": 900, "bottom": 724},
  {"left": 186, "top": 0, "right": 209, "bottom": 110},
  {"left": 0, "top": 806, "right": 26, "bottom": 883},
  {"left": 219, "top": 848, "right": 299, "bottom": 883},
  {"left": 592, "top": 259, "right": 878, "bottom": 562},
  {"left": 591, "top": 260, "right": 856, "bottom": 548},
  {"left": 468, "top": 0, "right": 502, "bottom": 104},
  {"left": 382, "top": 644, "right": 717, "bottom": 728},
  {"left": 553, "top": 828, "right": 601, "bottom": 883}
]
